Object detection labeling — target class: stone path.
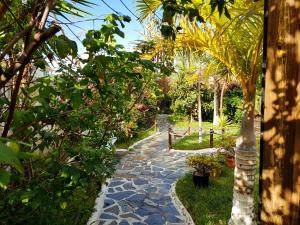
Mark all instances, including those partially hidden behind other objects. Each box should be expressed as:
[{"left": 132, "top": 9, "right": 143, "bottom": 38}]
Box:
[{"left": 93, "top": 115, "right": 214, "bottom": 225}]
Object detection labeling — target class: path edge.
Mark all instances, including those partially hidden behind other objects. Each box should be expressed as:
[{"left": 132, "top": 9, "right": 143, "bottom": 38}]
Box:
[
  {"left": 129, "top": 131, "right": 162, "bottom": 149},
  {"left": 87, "top": 178, "right": 111, "bottom": 225},
  {"left": 87, "top": 132, "right": 161, "bottom": 225},
  {"left": 169, "top": 148, "right": 218, "bottom": 154},
  {"left": 170, "top": 180, "right": 195, "bottom": 225}
]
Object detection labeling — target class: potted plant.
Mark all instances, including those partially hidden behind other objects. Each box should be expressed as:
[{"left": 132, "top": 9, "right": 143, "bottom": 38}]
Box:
[
  {"left": 186, "top": 155, "right": 215, "bottom": 187},
  {"left": 218, "top": 136, "right": 236, "bottom": 168},
  {"left": 210, "top": 155, "right": 223, "bottom": 178}
]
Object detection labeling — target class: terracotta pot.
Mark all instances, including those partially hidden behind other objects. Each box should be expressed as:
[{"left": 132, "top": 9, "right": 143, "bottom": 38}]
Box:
[
  {"left": 226, "top": 157, "right": 235, "bottom": 168},
  {"left": 211, "top": 168, "right": 222, "bottom": 178},
  {"left": 193, "top": 171, "right": 210, "bottom": 187}
]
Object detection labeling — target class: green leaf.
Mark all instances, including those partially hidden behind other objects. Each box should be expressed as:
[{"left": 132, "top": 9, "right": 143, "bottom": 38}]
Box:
[
  {"left": 34, "top": 60, "right": 46, "bottom": 69},
  {"left": 218, "top": 0, "right": 225, "bottom": 17},
  {"left": 71, "top": 91, "right": 83, "bottom": 109},
  {"left": 224, "top": 6, "right": 231, "bottom": 19},
  {"left": 114, "top": 27, "right": 124, "bottom": 38},
  {"left": 55, "top": 35, "right": 78, "bottom": 58},
  {"left": 0, "top": 143, "right": 24, "bottom": 174},
  {"left": 7, "top": 141, "right": 19, "bottom": 153},
  {"left": 210, "top": 0, "right": 218, "bottom": 13},
  {"left": 0, "top": 169, "right": 11, "bottom": 189}
]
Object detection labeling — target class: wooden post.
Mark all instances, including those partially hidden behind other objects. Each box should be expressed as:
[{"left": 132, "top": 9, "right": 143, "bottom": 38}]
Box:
[
  {"left": 154, "top": 117, "right": 158, "bottom": 132},
  {"left": 168, "top": 127, "right": 172, "bottom": 150},
  {"left": 260, "top": 1, "right": 300, "bottom": 224},
  {"left": 210, "top": 129, "right": 214, "bottom": 148}
]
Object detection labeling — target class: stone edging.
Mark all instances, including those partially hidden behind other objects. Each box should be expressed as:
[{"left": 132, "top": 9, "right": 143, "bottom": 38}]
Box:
[
  {"left": 116, "top": 132, "right": 162, "bottom": 153},
  {"left": 87, "top": 178, "right": 111, "bottom": 225},
  {"left": 129, "top": 132, "right": 161, "bottom": 149},
  {"left": 87, "top": 132, "right": 161, "bottom": 225},
  {"left": 169, "top": 148, "right": 218, "bottom": 154},
  {"left": 170, "top": 181, "right": 195, "bottom": 225}
]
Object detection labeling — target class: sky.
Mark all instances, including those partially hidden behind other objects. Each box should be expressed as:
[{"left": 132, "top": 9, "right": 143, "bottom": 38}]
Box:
[{"left": 62, "top": 0, "right": 147, "bottom": 54}]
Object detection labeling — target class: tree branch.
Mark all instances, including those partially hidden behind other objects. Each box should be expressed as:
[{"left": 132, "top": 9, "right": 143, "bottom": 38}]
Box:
[{"left": 0, "top": 24, "right": 61, "bottom": 88}]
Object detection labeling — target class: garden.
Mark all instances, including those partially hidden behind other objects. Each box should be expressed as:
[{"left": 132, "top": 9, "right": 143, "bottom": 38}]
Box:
[{"left": 0, "top": 0, "right": 298, "bottom": 225}]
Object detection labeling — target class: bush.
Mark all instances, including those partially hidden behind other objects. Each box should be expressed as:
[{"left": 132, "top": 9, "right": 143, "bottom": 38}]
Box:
[
  {"left": 223, "top": 86, "right": 243, "bottom": 122},
  {"left": 186, "top": 155, "right": 222, "bottom": 176}
]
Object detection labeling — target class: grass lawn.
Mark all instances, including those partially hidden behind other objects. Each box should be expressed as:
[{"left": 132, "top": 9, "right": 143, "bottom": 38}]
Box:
[
  {"left": 172, "top": 119, "right": 240, "bottom": 131},
  {"left": 176, "top": 166, "right": 259, "bottom": 225},
  {"left": 172, "top": 132, "right": 239, "bottom": 150},
  {"left": 115, "top": 127, "right": 156, "bottom": 149}
]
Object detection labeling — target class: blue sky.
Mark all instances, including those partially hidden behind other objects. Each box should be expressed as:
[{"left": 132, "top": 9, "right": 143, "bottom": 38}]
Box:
[{"left": 62, "top": 0, "right": 146, "bottom": 54}]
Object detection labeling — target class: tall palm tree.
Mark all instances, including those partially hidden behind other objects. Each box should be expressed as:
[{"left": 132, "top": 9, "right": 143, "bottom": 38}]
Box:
[
  {"left": 136, "top": 0, "right": 264, "bottom": 224},
  {"left": 176, "top": 2, "right": 263, "bottom": 222}
]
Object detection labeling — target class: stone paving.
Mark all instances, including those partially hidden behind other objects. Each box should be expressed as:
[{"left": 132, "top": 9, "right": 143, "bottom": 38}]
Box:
[{"left": 95, "top": 115, "right": 214, "bottom": 225}]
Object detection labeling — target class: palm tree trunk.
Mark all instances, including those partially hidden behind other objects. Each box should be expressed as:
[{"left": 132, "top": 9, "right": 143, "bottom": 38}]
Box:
[
  {"left": 198, "top": 81, "right": 202, "bottom": 143},
  {"left": 229, "top": 87, "right": 257, "bottom": 225},
  {"left": 213, "top": 83, "right": 221, "bottom": 125},
  {"left": 220, "top": 81, "right": 226, "bottom": 116}
]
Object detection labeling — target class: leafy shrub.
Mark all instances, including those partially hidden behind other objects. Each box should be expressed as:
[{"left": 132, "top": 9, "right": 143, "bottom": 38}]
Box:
[
  {"left": 0, "top": 15, "right": 167, "bottom": 225},
  {"left": 219, "top": 136, "right": 236, "bottom": 157},
  {"left": 223, "top": 86, "right": 243, "bottom": 122},
  {"left": 186, "top": 155, "right": 222, "bottom": 176},
  {"left": 218, "top": 115, "right": 231, "bottom": 131},
  {"left": 234, "top": 109, "right": 243, "bottom": 123}
]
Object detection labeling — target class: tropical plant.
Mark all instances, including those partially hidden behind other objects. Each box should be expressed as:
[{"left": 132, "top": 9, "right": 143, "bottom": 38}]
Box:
[
  {"left": 137, "top": 0, "right": 264, "bottom": 224},
  {"left": 0, "top": 13, "right": 166, "bottom": 224},
  {"left": 218, "top": 115, "right": 231, "bottom": 133}
]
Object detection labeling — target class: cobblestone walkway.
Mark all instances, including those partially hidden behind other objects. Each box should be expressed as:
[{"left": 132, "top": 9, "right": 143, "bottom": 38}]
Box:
[{"left": 94, "top": 115, "right": 213, "bottom": 225}]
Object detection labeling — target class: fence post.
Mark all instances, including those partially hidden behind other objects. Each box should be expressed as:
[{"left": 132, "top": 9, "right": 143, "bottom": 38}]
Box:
[
  {"left": 168, "top": 127, "right": 172, "bottom": 150},
  {"left": 154, "top": 117, "right": 158, "bottom": 132},
  {"left": 210, "top": 129, "right": 214, "bottom": 148}
]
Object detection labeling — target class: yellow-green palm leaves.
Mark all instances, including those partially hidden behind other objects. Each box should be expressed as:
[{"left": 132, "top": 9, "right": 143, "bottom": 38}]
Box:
[
  {"left": 136, "top": 0, "right": 162, "bottom": 21},
  {"left": 176, "top": 0, "right": 263, "bottom": 89}
]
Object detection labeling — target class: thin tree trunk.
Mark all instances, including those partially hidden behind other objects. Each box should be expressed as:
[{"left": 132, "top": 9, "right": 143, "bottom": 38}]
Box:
[
  {"left": 213, "top": 82, "right": 221, "bottom": 125},
  {"left": 229, "top": 87, "right": 257, "bottom": 225},
  {"left": 220, "top": 80, "right": 226, "bottom": 116},
  {"left": 2, "top": 66, "right": 26, "bottom": 137},
  {"left": 0, "top": 0, "right": 11, "bottom": 21},
  {"left": 198, "top": 81, "right": 202, "bottom": 143}
]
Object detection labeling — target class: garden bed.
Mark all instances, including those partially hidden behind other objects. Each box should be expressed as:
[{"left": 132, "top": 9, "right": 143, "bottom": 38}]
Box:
[{"left": 175, "top": 166, "right": 259, "bottom": 225}]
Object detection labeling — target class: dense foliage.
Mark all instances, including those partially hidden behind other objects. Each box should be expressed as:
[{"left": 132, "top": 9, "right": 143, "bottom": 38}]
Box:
[
  {"left": 0, "top": 11, "right": 167, "bottom": 224},
  {"left": 169, "top": 72, "right": 243, "bottom": 123}
]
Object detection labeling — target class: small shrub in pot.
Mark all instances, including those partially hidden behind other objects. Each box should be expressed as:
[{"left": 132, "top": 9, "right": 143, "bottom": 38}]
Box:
[{"left": 186, "top": 155, "right": 222, "bottom": 187}]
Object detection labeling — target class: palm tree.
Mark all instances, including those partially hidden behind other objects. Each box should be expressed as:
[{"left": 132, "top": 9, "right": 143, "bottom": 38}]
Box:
[
  {"left": 176, "top": 2, "right": 263, "bottom": 222},
  {"left": 136, "top": 0, "right": 264, "bottom": 224},
  {"left": 201, "top": 55, "right": 230, "bottom": 125},
  {"left": 176, "top": 51, "right": 204, "bottom": 143},
  {"left": 177, "top": 3, "right": 263, "bottom": 224}
]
